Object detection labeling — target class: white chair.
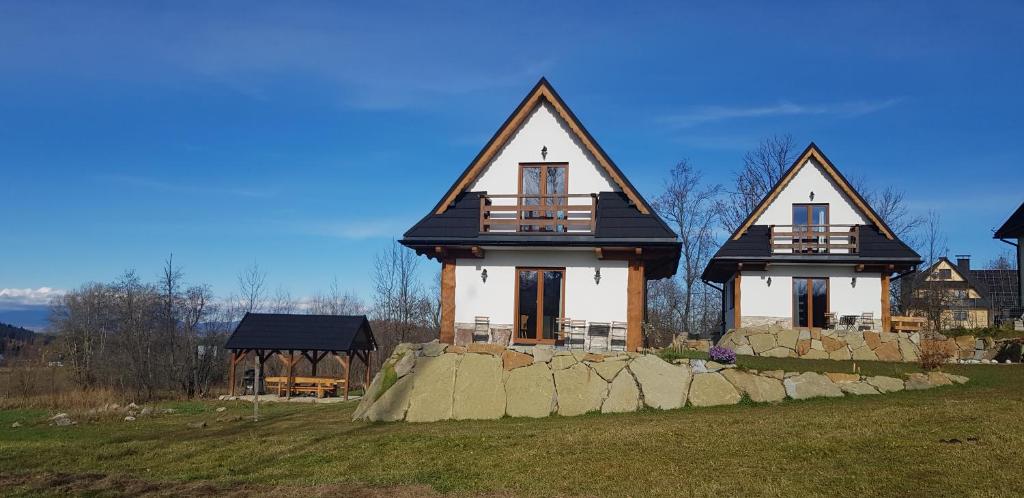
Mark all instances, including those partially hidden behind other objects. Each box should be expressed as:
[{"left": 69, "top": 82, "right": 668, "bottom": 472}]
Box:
[
  {"left": 473, "top": 316, "right": 490, "bottom": 343},
  {"left": 610, "top": 321, "right": 628, "bottom": 352}
]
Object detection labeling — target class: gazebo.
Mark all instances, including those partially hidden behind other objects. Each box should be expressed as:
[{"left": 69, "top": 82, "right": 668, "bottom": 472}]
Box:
[{"left": 224, "top": 313, "right": 377, "bottom": 400}]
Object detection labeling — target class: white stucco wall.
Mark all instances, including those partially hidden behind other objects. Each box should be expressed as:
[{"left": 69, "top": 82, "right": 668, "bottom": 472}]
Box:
[
  {"left": 739, "top": 265, "right": 882, "bottom": 325},
  {"left": 453, "top": 248, "right": 628, "bottom": 325},
  {"left": 467, "top": 101, "right": 618, "bottom": 196},
  {"left": 752, "top": 157, "right": 869, "bottom": 227}
]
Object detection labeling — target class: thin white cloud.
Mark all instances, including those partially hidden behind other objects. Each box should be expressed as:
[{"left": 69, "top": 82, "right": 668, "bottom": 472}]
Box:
[
  {"left": 0, "top": 287, "right": 66, "bottom": 306},
  {"left": 660, "top": 99, "right": 902, "bottom": 128},
  {"left": 291, "top": 219, "right": 410, "bottom": 240},
  {"left": 101, "top": 174, "right": 275, "bottom": 199}
]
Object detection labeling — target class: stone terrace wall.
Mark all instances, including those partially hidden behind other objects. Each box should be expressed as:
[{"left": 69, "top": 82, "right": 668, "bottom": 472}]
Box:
[
  {"left": 717, "top": 324, "right": 921, "bottom": 362},
  {"left": 352, "top": 341, "right": 967, "bottom": 423}
]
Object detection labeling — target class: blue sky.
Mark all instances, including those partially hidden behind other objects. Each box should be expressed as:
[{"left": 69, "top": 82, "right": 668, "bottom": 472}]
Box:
[{"left": 1, "top": 1, "right": 1022, "bottom": 325}]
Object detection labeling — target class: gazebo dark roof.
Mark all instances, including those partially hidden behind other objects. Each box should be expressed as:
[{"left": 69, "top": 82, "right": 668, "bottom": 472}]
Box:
[
  {"left": 225, "top": 313, "right": 376, "bottom": 352},
  {"left": 994, "top": 201, "right": 1024, "bottom": 239}
]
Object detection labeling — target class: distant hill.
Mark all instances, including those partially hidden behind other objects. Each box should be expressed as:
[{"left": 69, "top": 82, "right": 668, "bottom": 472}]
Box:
[
  {"left": 0, "top": 305, "right": 51, "bottom": 332},
  {"left": 1, "top": 321, "right": 57, "bottom": 357}
]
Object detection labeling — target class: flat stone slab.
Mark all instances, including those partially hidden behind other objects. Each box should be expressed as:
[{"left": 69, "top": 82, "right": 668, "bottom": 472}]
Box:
[
  {"left": 505, "top": 363, "right": 556, "bottom": 418},
  {"left": 865, "top": 376, "right": 904, "bottom": 393},
  {"left": 688, "top": 372, "right": 741, "bottom": 407},
  {"left": 549, "top": 354, "right": 578, "bottom": 370},
  {"left": 502, "top": 350, "right": 533, "bottom": 371},
  {"left": 784, "top": 372, "right": 844, "bottom": 400},
  {"left": 602, "top": 370, "right": 641, "bottom": 413},
  {"left": 406, "top": 353, "right": 460, "bottom": 422},
  {"left": 721, "top": 369, "right": 785, "bottom": 403},
  {"left": 453, "top": 353, "right": 505, "bottom": 420},
  {"left": 365, "top": 375, "right": 415, "bottom": 422},
  {"left": 839, "top": 382, "right": 880, "bottom": 395},
  {"left": 591, "top": 358, "right": 628, "bottom": 381},
  {"left": 628, "top": 355, "right": 690, "bottom": 410},
  {"left": 554, "top": 364, "right": 608, "bottom": 416}
]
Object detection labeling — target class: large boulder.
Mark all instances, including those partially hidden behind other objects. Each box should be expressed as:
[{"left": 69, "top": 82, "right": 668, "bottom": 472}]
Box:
[
  {"left": 802, "top": 349, "right": 830, "bottom": 360},
  {"left": 874, "top": 340, "right": 902, "bottom": 361},
  {"left": 554, "top": 364, "right": 608, "bottom": 416},
  {"left": 828, "top": 348, "right": 852, "bottom": 360},
  {"left": 601, "top": 370, "right": 641, "bottom": 413},
  {"left": 365, "top": 375, "right": 415, "bottom": 422},
  {"left": 501, "top": 350, "right": 533, "bottom": 371},
  {"left": 453, "top": 353, "right": 505, "bottom": 420},
  {"left": 421, "top": 341, "right": 446, "bottom": 357},
  {"left": 865, "top": 376, "right": 904, "bottom": 393},
  {"left": 353, "top": 367, "right": 386, "bottom": 420},
  {"left": 721, "top": 369, "right": 785, "bottom": 403},
  {"left": 898, "top": 337, "right": 919, "bottom": 362},
  {"left": 688, "top": 372, "right": 741, "bottom": 407},
  {"left": 406, "top": 353, "right": 461, "bottom": 422},
  {"left": 748, "top": 334, "right": 777, "bottom": 354},
  {"left": 851, "top": 346, "right": 878, "bottom": 361},
  {"left": 505, "top": 363, "right": 556, "bottom": 418},
  {"left": 591, "top": 358, "right": 628, "bottom": 381},
  {"left": 549, "top": 353, "right": 578, "bottom": 370},
  {"left": 628, "top": 355, "right": 691, "bottom": 410},
  {"left": 776, "top": 328, "right": 800, "bottom": 350},
  {"left": 394, "top": 351, "right": 416, "bottom": 377},
  {"left": 762, "top": 347, "right": 794, "bottom": 358},
  {"left": 532, "top": 347, "right": 555, "bottom": 364},
  {"left": 863, "top": 331, "right": 881, "bottom": 350},
  {"left": 783, "top": 372, "right": 844, "bottom": 399}
]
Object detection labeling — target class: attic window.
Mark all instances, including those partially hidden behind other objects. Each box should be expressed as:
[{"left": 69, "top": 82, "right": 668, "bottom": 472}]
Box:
[{"left": 937, "top": 269, "right": 952, "bottom": 280}]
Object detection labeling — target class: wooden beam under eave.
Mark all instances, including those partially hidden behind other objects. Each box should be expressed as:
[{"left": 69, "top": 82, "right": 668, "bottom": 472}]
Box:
[
  {"left": 470, "top": 246, "right": 484, "bottom": 258},
  {"left": 856, "top": 264, "right": 865, "bottom": 272},
  {"left": 595, "top": 248, "right": 604, "bottom": 259}
]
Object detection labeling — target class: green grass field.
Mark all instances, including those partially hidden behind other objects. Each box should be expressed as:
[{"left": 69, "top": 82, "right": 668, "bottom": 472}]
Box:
[{"left": 1, "top": 359, "right": 1022, "bottom": 497}]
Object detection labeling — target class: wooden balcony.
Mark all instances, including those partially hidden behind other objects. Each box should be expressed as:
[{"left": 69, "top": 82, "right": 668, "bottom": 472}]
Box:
[
  {"left": 480, "top": 194, "right": 597, "bottom": 234},
  {"left": 769, "top": 224, "right": 860, "bottom": 254}
]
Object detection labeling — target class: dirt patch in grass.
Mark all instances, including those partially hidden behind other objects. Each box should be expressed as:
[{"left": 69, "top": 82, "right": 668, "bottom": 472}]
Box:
[{"left": 0, "top": 472, "right": 460, "bottom": 497}]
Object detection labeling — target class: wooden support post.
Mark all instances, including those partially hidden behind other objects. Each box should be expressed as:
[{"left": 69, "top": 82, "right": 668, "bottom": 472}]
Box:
[
  {"left": 228, "top": 351, "right": 237, "bottom": 396},
  {"left": 343, "top": 353, "right": 351, "bottom": 401},
  {"left": 363, "top": 351, "right": 372, "bottom": 389},
  {"left": 285, "top": 350, "right": 295, "bottom": 399},
  {"left": 626, "top": 259, "right": 645, "bottom": 351},
  {"left": 881, "top": 273, "right": 891, "bottom": 332},
  {"left": 734, "top": 273, "right": 742, "bottom": 329},
  {"left": 440, "top": 258, "right": 456, "bottom": 344}
]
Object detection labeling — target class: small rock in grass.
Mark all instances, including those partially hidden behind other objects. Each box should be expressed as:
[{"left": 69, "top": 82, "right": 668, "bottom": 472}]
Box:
[
  {"left": 11, "top": 422, "right": 22, "bottom": 428},
  {"left": 50, "top": 413, "right": 73, "bottom": 426},
  {"left": 124, "top": 416, "right": 136, "bottom": 422},
  {"left": 140, "top": 407, "right": 153, "bottom": 416},
  {"left": 186, "top": 421, "right": 207, "bottom": 429},
  {"left": 215, "top": 407, "right": 227, "bottom": 412},
  {"left": 127, "top": 402, "right": 140, "bottom": 410}
]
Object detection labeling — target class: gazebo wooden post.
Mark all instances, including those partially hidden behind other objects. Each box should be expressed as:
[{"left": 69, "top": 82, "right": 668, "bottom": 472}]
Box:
[
  {"left": 363, "top": 350, "right": 372, "bottom": 389},
  {"left": 343, "top": 353, "right": 351, "bottom": 401},
  {"left": 228, "top": 350, "right": 237, "bottom": 396},
  {"left": 285, "top": 350, "right": 295, "bottom": 399}
]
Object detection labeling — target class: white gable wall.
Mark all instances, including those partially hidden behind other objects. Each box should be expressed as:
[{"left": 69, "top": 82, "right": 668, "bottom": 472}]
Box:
[
  {"left": 752, "top": 158, "right": 869, "bottom": 227},
  {"left": 468, "top": 101, "right": 618, "bottom": 196},
  {"left": 453, "top": 248, "right": 628, "bottom": 326},
  {"left": 739, "top": 265, "right": 882, "bottom": 328}
]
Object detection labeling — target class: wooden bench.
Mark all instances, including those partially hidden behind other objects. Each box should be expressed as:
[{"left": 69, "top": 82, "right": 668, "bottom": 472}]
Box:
[
  {"left": 265, "top": 376, "right": 346, "bottom": 398},
  {"left": 891, "top": 316, "right": 926, "bottom": 333}
]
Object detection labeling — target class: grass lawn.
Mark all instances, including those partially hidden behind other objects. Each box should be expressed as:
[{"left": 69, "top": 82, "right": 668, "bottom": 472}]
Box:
[{"left": 1, "top": 359, "right": 1022, "bottom": 497}]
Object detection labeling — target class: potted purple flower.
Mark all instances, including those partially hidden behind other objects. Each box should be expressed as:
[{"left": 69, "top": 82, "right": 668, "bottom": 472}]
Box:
[{"left": 708, "top": 345, "right": 736, "bottom": 364}]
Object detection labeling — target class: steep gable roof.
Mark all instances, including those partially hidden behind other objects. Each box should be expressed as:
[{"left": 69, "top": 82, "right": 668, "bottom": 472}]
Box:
[
  {"left": 994, "top": 201, "right": 1024, "bottom": 239},
  {"left": 432, "top": 77, "right": 651, "bottom": 215},
  {"left": 731, "top": 143, "right": 896, "bottom": 241}
]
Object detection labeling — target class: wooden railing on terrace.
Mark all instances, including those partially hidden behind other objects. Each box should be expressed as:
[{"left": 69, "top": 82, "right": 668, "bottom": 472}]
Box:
[
  {"left": 769, "top": 224, "right": 860, "bottom": 254},
  {"left": 480, "top": 194, "right": 597, "bottom": 234}
]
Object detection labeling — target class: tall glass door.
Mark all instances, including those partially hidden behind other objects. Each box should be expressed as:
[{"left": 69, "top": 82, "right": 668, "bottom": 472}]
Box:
[
  {"left": 516, "top": 268, "right": 564, "bottom": 343},
  {"left": 520, "top": 164, "right": 567, "bottom": 232},
  {"left": 793, "top": 277, "right": 828, "bottom": 328}
]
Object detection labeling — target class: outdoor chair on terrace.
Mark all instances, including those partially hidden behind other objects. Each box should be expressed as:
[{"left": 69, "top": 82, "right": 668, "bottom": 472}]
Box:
[
  {"left": 858, "top": 312, "right": 874, "bottom": 331},
  {"left": 556, "top": 317, "right": 573, "bottom": 347},
  {"left": 567, "top": 319, "right": 587, "bottom": 349},
  {"left": 824, "top": 312, "right": 837, "bottom": 330},
  {"left": 610, "top": 321, "right": 627, "bottom": 351},
  {"left": 588, "top": 322, "right": 611, "bottom": 351},
  {"left": 840, "top": 315, "right": 858, "bottom": 330},
  {"left": 473, "top": 316, "right": 490, "bottom": 343}
]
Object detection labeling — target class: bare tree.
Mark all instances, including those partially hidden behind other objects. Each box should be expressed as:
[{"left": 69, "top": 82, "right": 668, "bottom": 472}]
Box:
[
  {"left": 308, "top": 278, "right": 365, "bottom": 315},
  {"left": 987, "top": 250, "right": 1018, "bottom": 270},
  {"left": 921, "top": 210, "right": 948, "bottom": 267},
  {"left": 718, "top": 134, "right": 798, "bottom": 233},
  {"left": 655, "top": 159, "right": 722, "bottom": 337},
  {"left": 237, "top": 262, "right": 267, "bottom": 315},
  {"left": 267, "top": 286, "right": 297, "bottom": 314},
  {"left": 372, "top": 240, "right": 431, "bottom": 342}
]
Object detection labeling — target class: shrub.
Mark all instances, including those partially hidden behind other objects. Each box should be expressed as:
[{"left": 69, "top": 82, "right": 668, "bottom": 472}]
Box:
[
  {"left": 709, "top": 346, "right": 736, "bottom": 364},
  {"left": 919, "top": 340, "right": 954, "bottom": 370}
]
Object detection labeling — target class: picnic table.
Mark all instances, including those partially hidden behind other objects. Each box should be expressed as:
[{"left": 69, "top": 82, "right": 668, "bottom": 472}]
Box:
[{"left": 264, "top": 376, "right": 345, "bottom": 398}]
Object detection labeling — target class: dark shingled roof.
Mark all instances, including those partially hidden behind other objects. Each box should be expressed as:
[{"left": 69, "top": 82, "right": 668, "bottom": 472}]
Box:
[
  {"left": 401, "top": 191, "right": 682, "bottom": 279},
  {"left": 994, "top": 201, "right": 1024, "bottom": 239},
  {"left": 224, "top": 313, "right": 376, "bottom": 352},
  {"left": 702, "top": 224, "right": 921, "bottom": 282}
]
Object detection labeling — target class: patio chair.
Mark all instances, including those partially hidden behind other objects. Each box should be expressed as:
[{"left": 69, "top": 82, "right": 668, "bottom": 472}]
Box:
[
  {"left": 824, "top": 312, "right": 837, "bottom": 330},
  {"left": 588, "top": 322, "right": 611, "bottom": 352},
  {"left": 556, "top": 317, "right": 573, "bottom": 346},
  {"left": 858, "top": 312, "right": 874, "bottom": 331},
  {"left": 566, "top": 319, "right": 587, "bottom": 349},
  {"left": 473, "top": 316, "right": 490, "bottom": 343},
  {"left": 610, "top": 321, "right": 628, "bottom": 351}
]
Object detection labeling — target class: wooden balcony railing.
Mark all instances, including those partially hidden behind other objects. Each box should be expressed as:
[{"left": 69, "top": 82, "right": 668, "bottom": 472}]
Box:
[
  {"left": 480, "top": 194, "right": 597, "bottom": 234},
  {"left": 769, "top": 224, "right": 860, "bottom": 254}
]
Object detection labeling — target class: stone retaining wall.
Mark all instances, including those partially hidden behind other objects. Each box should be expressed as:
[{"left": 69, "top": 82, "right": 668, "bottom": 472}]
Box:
[
  {"left": 717, "top": 324, "right": 921, "bottom": 361},
  {"left": 352, "top": 341, "right": 967, "bottom": 423}
]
